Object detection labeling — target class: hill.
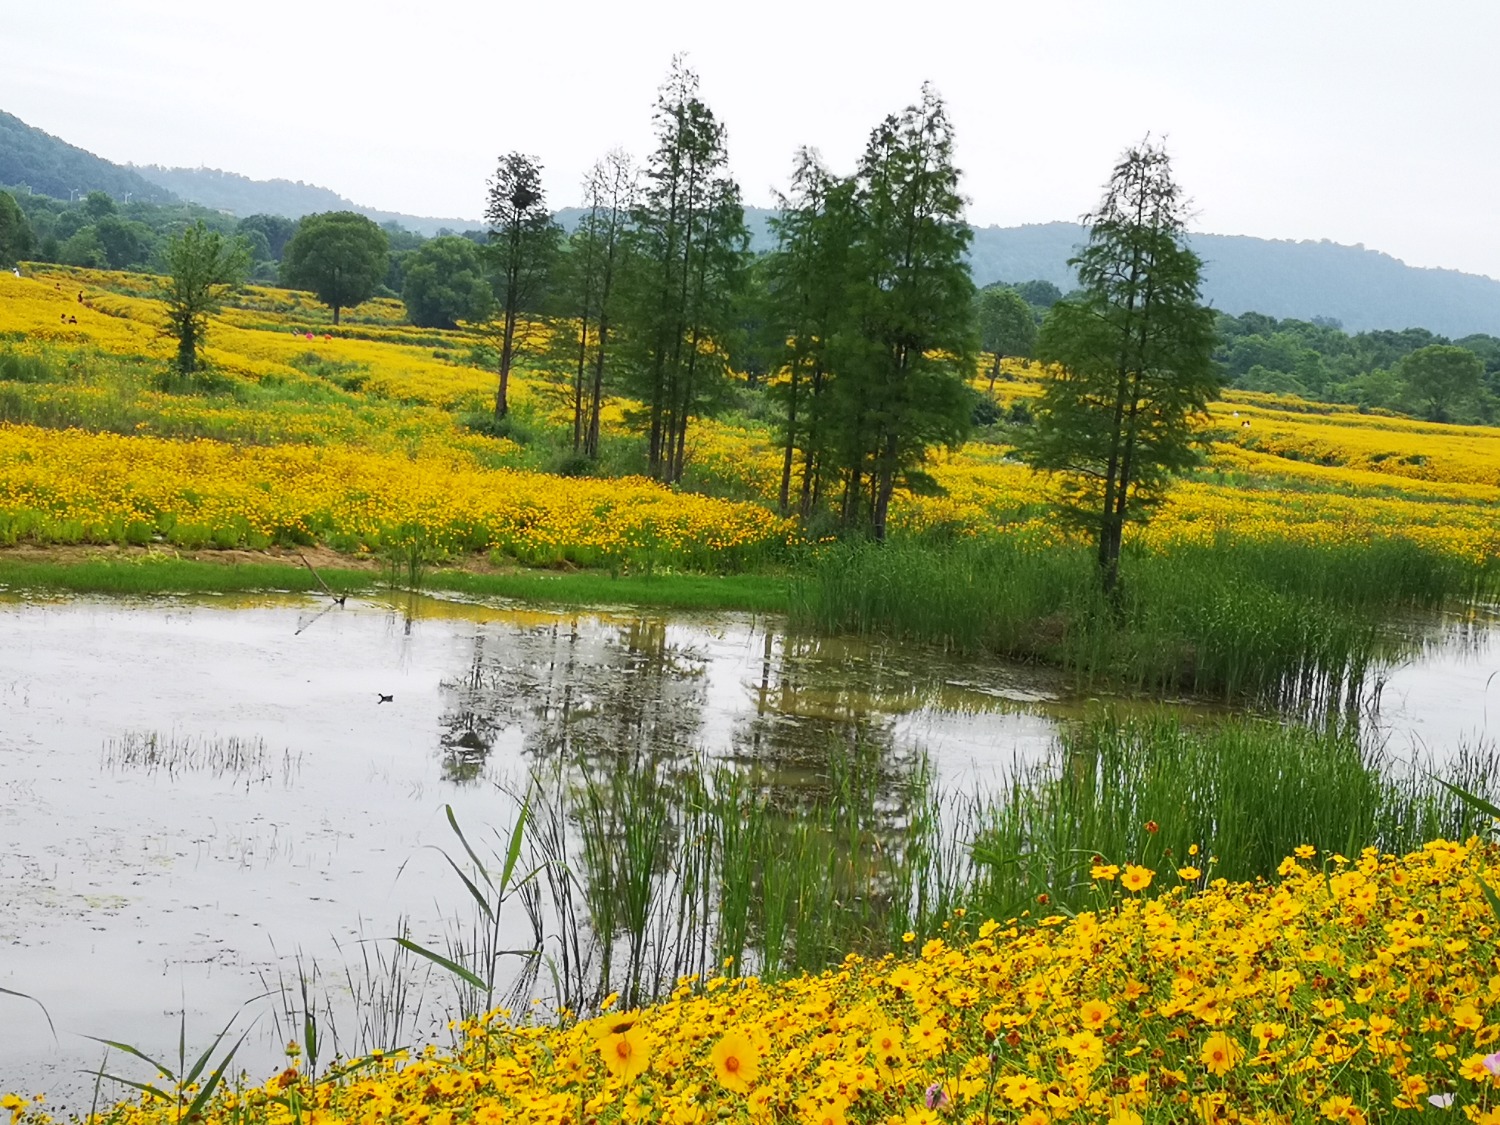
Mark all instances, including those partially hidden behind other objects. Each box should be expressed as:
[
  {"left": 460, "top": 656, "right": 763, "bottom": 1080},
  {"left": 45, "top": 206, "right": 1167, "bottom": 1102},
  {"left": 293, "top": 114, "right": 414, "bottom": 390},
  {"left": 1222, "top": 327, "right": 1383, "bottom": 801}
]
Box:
[
  {"left": 0, "top": 111, "right": 177, "bottom": 205},
  {"left": 130, "top": 165, "right": 479, "bottom": 236}
]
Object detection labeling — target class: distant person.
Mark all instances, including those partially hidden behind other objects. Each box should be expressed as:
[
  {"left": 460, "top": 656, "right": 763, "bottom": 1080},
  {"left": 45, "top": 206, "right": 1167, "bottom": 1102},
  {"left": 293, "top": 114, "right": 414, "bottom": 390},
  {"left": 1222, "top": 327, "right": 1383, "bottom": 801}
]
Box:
[
  {"left": 77, "top": 291, "right": 84, "bottom": 303},
  {"left": 67, "top": 315, "right": 77, "bottom": 324},
  {"left": 10, "top": 266, "right": 19, "bottom": 278}
]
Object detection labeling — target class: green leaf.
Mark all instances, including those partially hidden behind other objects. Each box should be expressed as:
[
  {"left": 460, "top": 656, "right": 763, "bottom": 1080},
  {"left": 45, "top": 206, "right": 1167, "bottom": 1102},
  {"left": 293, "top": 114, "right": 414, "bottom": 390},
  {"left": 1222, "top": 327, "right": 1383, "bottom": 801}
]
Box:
[
  {"left": 181, "top": 1012, "right": 239, "bottom": 1091},
  {"left": 436, "top": 848, "right": 496, "bottom": 922},
  {"left": 1478, "top": 877, "right": 1500, "bottom": 926},
  {"left": 393, "top": 937, "right": 487, "bottom": 991}
]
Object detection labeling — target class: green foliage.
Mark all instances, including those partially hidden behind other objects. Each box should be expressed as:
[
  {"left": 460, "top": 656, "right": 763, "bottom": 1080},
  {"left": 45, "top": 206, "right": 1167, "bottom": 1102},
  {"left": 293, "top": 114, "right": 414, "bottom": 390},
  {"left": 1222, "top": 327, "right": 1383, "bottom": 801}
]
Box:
[
  {"left": 1212, "top": 312, "right": 1500, "bottom": 420},
  {"left": 794, "top": 534, "right": 1494, "bottom": 703},
  {"left": 1022, "top": 140, "right": 1218, "bottom": 593},
  {"left": 1399, "top": 343, "right": 1484, "bottom": 421},
  {"left": 401, "top": 236, "right": 492, "bottom": 329},
  {"left": 281, "top": 211, "right": 390, "bottom": 325},
  {"left": 0, "top": 190, "right": 35, "bottom": 265},
  {"left": 761, "top": 88, "right": 975, "bottom": 538},
  {"left": 161, "top": 221, "right": 251, "bottom": 376},
  {"left": 237, "top": 213, "right": 297, "bottom": 260}
]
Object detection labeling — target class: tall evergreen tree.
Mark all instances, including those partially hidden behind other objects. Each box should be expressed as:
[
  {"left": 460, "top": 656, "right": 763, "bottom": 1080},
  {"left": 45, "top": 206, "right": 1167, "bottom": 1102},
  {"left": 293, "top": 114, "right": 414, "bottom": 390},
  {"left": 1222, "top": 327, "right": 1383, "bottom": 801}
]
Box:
[
  {"left": 837, "top": 85, "right": 976, "bottom": 539},
  {"left": 1020, "top": 139, "right": 1218, "bottom": 596},
  {"left": 484, "top": 153, "right": 559, "bottom": 420},
  {"left": 763, "top": 149, "right": 856, "bottom": 517},
  {"left": 561, "top": 151, "right": 636, "bottom": 458},
  {"left": 620, "top": 59, "right": 748, "bottom": 483}
]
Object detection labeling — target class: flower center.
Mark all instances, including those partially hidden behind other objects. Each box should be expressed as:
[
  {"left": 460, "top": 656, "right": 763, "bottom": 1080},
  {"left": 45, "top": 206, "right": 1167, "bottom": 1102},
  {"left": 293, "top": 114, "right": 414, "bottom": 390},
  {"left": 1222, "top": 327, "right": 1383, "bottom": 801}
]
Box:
[{"left": 725, "top": 1056, "right": 740, "bottom": 1072}]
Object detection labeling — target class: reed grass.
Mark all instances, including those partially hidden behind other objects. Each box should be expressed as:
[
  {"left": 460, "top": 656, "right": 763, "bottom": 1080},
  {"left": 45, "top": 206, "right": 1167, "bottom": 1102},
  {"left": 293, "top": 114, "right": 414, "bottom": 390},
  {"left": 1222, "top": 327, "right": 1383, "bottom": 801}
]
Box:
[{"left": 793, "top": 534, "right": 1499, "bottom": 704}]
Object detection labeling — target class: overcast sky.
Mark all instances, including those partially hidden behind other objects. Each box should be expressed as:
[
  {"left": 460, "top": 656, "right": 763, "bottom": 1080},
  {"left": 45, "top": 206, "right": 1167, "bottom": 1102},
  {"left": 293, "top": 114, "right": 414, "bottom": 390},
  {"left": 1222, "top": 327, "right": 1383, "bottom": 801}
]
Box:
[{"left": 4, "top": 0, "right": 1496, "bottom": 276}]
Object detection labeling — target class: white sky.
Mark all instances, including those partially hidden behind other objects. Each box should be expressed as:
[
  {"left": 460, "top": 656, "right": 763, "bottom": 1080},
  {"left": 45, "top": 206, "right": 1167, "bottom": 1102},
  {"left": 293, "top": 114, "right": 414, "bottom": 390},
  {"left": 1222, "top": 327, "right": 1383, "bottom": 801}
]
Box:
[{"left": 4, "top": 0, "right": 1497, "bottom": 277}]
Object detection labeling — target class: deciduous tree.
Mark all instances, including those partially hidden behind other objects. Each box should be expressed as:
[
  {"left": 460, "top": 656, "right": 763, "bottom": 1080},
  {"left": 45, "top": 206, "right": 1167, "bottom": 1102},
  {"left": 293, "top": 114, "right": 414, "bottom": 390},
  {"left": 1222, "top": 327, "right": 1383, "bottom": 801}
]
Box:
[
  {"left": 281, "top": 211, "right": 389, "bottom": 325},
  {"left": 837, "top": 85, "right": 976, "bottom": 540},
  {"left": 620, "top": 59, "right": 748, "bottom": 483},
  {"left": 402, "top": 236, "right": 492, "bottom": 329},
  {"left": 1399, "top": 344, "right": 1483, "bottom": 422},
  {"left": 976, "top": 286, "right": 1036, "bottom": 389},
  {"left": 0, "top": 191, "right": 34, "bottom": 265},
  {"left": 161, "top": 220, "right": 249, "bottom": 376},
  {"left": 1020, "top": 139, "right": 1217, "bottom": 596}
]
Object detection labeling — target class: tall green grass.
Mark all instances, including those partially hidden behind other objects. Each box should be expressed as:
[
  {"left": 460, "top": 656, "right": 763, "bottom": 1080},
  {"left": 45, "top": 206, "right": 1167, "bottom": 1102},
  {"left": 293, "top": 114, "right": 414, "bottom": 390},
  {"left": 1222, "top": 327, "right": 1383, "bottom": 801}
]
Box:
[
  {"left": 968, "top": 712, "right": 1496, "bottom": 920},
  {"left": 794, "top": 534, "right": 1498, "bottom": 704},
  {"left": 463, "top": 711, "right": 1500, "bottom": 1020}
]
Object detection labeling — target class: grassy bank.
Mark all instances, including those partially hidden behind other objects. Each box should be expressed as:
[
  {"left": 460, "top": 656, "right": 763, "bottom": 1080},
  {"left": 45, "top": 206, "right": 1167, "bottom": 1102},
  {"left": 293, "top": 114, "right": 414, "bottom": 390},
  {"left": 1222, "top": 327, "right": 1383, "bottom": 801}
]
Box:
[{"left": 0, "top": 551, "right": 793, "bottom": 613}]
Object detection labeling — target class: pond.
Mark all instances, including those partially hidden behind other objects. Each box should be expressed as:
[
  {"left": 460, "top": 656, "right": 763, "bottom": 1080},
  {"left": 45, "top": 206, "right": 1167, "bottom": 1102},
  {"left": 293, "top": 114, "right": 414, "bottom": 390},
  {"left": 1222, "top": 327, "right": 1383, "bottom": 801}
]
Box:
[{"left": 0, "top": 591, "right": 1495, "bottom": 1102}]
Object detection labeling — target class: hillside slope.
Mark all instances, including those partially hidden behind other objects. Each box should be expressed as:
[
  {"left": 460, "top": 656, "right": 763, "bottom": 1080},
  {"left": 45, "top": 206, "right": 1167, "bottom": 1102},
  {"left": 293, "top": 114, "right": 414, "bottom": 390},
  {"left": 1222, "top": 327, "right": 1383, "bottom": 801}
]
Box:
[
  {"left": 131, "top": 165, "right": 478, "bottom": 236},
  {"left": 0, "top": 111, "right": 176, "bottom": 205}
]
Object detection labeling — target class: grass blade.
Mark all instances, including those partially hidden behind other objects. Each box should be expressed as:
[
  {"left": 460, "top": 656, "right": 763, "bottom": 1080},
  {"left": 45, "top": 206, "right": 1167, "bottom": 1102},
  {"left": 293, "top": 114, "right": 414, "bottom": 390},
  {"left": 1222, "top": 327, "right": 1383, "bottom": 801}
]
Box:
[
  {"left": 435, "top": 848, "right": 496, "bottom": 922},
  {"left": 90, "top": 1072, "right": 172, "bottom": 1103},
  {"left": 1435, "top": 776, "right": 1500, "bottom": 820},
  {"left": 394, "top": 937, "right": 487, "bottom": 991},
  {"left": 445, "top": 804, "right": 494, "bottom": 892},
  {"left": 84, "top": 1036, "right": 174, "bottom": 1082},
  {"left": 185, "top": 1032, "right": 247, "bottom": 1122},
  {"left": 0, "top": 986, "right": 56, "bottom": 1041},
  {"left": 498, "top": 800, "right": 529, "bottom": 897}
]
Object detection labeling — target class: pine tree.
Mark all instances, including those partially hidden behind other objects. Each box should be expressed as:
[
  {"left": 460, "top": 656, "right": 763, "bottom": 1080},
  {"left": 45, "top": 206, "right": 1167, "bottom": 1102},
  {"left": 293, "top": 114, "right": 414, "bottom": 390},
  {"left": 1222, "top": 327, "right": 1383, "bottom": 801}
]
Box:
[
  {"left": 620, "top": 59, "right": 748, "bottom": 483},
  {"left": 484, "top": 153, "right": 559, "bottom": 420},
  {"left": 838, "top": 85, "right": 976, "bottom": 539},
  {"left": 1020, "top": 139, "right": 1218, "bottom": 596},
  {"left": 763, "top": 149, "right": 857, "bottom": 517}
]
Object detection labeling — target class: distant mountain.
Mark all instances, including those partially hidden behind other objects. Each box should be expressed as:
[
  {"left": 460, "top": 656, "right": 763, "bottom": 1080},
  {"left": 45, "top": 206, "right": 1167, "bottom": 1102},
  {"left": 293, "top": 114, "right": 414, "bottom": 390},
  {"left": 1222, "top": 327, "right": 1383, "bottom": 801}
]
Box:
[
  {"left": 965, "top": 221, "right": 1500, "bottom": 338},
  {"left": 0, "top": 111, "right": 177, "bottom": 204},
  {"left": 130, "top": 165, "right": 479, "bottom": 236},
  {"left": 566, "top": 209, "right": 1500, "bottom": 337},
  {"left": 6, "top": 108, "right": 1500, "bottom": 336}
]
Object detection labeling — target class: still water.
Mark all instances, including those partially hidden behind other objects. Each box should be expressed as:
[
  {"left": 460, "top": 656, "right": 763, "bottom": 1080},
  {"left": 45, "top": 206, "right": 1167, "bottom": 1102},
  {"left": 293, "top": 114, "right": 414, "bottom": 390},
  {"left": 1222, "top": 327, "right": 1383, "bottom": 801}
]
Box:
[{"left": 0, "top": 592, "right": 1494, "bottom": 1101}]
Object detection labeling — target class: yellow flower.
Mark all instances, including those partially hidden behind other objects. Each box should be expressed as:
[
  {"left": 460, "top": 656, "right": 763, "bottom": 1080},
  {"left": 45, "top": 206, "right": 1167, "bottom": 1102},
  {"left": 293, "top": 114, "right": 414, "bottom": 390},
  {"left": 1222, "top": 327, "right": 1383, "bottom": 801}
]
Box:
[
  {"left": 1120, "top": 865, "right": 1154, "bottom": 892},
  {"left": 1177, "top": 866, "right": 1202, "bottom": 880},
  {"left": 1200, "top": 1032, "right": 1245, "bottom": 1076},
  {"left": 1091, "top": 863, "right": 1120, "bottom": 881},
  {"left": 709, "top": 1029, "right": 760, "bottom": 1094},
  {"left": 597, "top": 1024, "right": 651, "bottom": 1082},
  {"left": 1080, "top": 999, "right": 1114, "bottom": 1030}
]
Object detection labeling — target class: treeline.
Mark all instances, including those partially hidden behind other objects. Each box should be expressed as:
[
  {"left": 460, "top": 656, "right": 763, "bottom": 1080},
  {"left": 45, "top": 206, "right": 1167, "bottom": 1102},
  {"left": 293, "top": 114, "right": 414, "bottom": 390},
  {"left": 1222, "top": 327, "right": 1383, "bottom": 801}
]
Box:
[{"left": 1213, "top": 312, "right": 1500, "bottom": 423}]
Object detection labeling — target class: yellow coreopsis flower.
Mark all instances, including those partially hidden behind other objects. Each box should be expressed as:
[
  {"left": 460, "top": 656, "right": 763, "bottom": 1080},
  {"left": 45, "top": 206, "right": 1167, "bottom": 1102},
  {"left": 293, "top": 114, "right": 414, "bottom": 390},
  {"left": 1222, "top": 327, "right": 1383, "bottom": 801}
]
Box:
[{"left": 709, "top": 1029, "right": 760, "bottom": 1094}]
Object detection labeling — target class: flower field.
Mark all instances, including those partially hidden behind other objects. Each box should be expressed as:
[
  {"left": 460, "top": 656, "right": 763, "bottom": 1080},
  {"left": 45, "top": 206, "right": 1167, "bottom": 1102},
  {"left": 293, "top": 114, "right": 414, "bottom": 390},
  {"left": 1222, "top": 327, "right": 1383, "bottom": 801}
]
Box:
[
  {"left": 1, "top": 264, "right": 1497, "bottom": 570},
  {"left": 23, "top": 838, "right": 1500, "bottom": 1125}
]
